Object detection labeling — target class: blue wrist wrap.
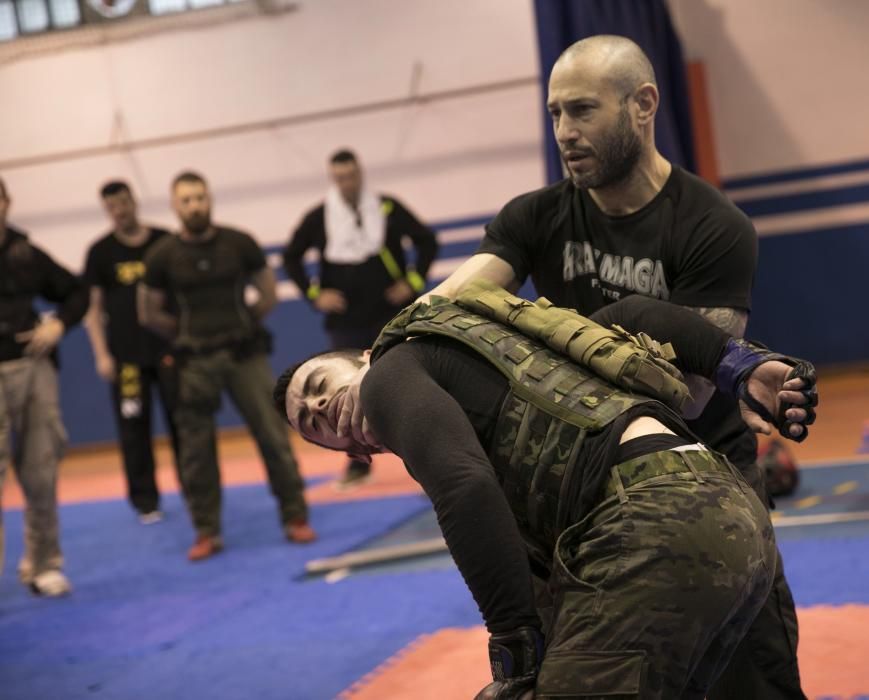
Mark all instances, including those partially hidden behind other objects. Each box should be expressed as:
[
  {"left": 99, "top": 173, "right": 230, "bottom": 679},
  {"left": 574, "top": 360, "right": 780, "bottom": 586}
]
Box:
[{"left": 714, "top": 338, "right": 764, "bottom": 395}]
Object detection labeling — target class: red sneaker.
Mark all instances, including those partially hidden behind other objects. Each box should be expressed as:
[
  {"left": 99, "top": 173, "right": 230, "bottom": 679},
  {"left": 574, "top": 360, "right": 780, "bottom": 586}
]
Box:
[
  {"left": 285, "top": 519, "right": 317, "bottom": 544},
  {"left": 187, "top": 534, "right": 223, "bottom": 561}
]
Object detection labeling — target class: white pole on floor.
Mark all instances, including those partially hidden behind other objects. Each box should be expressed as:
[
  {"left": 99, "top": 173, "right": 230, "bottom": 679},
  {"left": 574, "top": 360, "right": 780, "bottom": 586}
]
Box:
[{"left": 305, "top": 537, "right": 448, "bottom": 574}]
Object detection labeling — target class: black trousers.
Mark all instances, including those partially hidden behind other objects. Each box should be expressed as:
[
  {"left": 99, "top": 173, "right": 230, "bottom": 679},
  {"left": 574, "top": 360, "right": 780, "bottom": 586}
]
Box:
[
  {"left": 110, "top": 362, "right": 181, "bottom": 514},
  {"left": 707, "top": 463, "right": 807, "bottom": 700},
  {"left": 327, "top": 323, "right": 387, "bottom": 477}
]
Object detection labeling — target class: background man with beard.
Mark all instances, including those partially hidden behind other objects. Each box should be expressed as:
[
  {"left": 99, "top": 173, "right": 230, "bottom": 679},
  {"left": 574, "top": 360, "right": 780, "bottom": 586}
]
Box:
[
  {"left": 84, "top": 180, "right": 180, "bottom": 524},
  {"left": 138, "top": 171, "right": 315, "bottom": 561},
  {"left": 335, "top": 35, "right": 804, "bottom": 700}
]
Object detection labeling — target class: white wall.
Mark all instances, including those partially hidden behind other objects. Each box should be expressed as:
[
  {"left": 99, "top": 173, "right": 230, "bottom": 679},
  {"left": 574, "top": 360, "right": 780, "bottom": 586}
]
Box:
[
  {"left": 668, "top": 0, "right": 869, "bottom": 179},
  {"left": 0, "top": 0, "right": 545, "bottom": 268}
]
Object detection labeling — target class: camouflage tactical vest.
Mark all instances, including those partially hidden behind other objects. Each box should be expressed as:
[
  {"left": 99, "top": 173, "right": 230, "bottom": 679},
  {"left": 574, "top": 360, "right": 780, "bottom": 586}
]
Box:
[{"left": 371, "top": 282, "right": 690, "bottom": 551}]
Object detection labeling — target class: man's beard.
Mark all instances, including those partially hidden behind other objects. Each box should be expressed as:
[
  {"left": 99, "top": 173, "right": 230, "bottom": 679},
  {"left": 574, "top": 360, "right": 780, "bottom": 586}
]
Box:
[
  {"left": 565, "top": 107, "right": 643, "bottom": 190},
  {"left": 184, "top": 211, "right": 211, "bottom": 235}
]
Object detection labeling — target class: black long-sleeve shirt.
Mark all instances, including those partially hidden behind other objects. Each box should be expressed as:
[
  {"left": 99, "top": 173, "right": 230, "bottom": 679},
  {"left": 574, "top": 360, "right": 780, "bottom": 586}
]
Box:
[
  {"left": 0, "top": 227, "right": 88, "bottom": 362},
  {"left": 283, "top": 195, "right": 438, "bottom": 331},
  {"left": 359, "top": 295, "right": 731, "bottom": 634}
]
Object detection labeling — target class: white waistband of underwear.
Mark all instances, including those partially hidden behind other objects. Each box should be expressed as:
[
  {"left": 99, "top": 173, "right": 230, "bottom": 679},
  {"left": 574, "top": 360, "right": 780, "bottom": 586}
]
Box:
[{"left": 670, "top": 442, "right": 708, "bottom": 453}]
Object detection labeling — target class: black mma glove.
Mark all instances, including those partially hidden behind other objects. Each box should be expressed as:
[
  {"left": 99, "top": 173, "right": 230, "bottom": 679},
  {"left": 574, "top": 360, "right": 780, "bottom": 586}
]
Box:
[
  {"left": 474, "top": 627, "right": 543, "bottom": 700},
  {"left": 715, "top": 338, "right": 818, "bottom": 443}
]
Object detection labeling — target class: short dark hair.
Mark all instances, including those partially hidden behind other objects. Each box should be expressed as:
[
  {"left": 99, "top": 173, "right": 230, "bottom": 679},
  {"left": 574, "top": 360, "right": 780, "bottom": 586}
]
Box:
[
  {"left": 329, "top": 149, "right": 358, "bottom": 165},
  {"left": 272, "top": 349, "right": 366, "bottom": 422},
  {"left": 100, "top": 180, "right": 131, "bottom": 199},
  {"left": 172, "top": 170, "right": 207, "bottom": 190}
]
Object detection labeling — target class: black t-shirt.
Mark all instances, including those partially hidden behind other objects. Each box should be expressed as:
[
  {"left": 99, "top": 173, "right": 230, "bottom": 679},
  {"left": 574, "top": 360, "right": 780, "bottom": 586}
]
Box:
[
  {"left": 478, "top": 167, "right": 760, "bottom": 468},
  {"left": 143, "top": 227, "right": 267, "bottom": 352},
  {"left": 84, "top": 227, "right": 171, "bottom": 365}
]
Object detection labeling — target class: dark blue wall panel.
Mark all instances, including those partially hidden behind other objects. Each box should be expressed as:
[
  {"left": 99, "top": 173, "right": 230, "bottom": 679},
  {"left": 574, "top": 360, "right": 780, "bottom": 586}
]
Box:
[{"left": 748, "top": 223, "right": 869, "bottom": 365}]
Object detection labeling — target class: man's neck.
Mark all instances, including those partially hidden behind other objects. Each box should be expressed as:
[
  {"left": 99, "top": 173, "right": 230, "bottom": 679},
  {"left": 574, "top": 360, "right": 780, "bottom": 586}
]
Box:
[
  {"left": 179, "top": 226, "right": 216, "bottom": 243},
  {"left": 113, "top": 223, "right": 149, "bottom": 246},
  {"left": 587, "top": 150, "right": 672, "bottom": 217}
]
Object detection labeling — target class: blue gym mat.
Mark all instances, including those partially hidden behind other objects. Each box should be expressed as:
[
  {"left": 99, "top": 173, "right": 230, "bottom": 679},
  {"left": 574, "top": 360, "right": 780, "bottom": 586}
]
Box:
[
  {"left": 2, "top": 461, "right": 867, "bottom": 699},
  {"left": 0, "top": 486, "right": 481, "bottom": 700}
]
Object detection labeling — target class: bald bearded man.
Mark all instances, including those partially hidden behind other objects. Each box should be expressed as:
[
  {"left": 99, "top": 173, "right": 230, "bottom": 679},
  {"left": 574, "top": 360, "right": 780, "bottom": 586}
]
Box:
[{"left": 334, "top": 35, "right": 806, "bottom": 700}]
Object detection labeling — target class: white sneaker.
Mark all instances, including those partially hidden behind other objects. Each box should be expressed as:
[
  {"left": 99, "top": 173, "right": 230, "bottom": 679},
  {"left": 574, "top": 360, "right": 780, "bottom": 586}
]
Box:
[
  {"left": 138, "top": 510, "right": 164, "bottom": 525},
  {"left": 30, "top": 570, "right": 72, "bottom": 597}
]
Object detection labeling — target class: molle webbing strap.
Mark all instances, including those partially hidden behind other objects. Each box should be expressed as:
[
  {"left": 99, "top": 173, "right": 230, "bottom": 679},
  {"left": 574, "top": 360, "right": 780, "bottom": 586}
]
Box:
[{"left": 455, "top": 280, "right": 690, "bottom": 412}]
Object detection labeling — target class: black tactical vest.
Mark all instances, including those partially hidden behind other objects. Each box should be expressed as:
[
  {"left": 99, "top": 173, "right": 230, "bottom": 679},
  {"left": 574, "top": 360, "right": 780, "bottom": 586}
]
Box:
[{"left": 371, "top": 283, "right": 689, "bottom": 551}]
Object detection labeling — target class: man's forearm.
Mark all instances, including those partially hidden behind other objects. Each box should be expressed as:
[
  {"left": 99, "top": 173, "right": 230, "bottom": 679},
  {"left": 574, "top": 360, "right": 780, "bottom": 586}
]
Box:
[
  {"left": 142, "top": 310, "right": 178, "bottom": 340},
  {"left": 590, "top": 296, "right": 731, "bottom": 378},
  {"left": 84, "top": 308, "right": 111, "bottom": 359},
  {"left": 420, "top": 253, "right": 519, "bottom": 304},
  {"left": 248, "top": 267, "right": 278, "bottom": 320}
]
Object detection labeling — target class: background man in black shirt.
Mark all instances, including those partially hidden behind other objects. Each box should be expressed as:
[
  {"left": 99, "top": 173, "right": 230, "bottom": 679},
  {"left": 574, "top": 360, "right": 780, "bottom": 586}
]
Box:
[
  {"left": 0, "top": 176, "right": 88, "bottom": 596},
  {"left": 84, "top": 180, "right": 180, "bottom": 524},
  {"left": 139, "top": 171, "right": 315, "bottom": 561},
  {"left": 275, "top": 287, "right": 816, "bottom": 699},
  {"left": 283, "top": 149, "right": 438, "bottom": 488}
]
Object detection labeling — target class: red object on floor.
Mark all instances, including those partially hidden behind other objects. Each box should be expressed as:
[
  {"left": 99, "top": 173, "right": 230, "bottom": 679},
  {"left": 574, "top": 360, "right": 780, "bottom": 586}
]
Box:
[
  {"left": 187, "top": 534, "right": 223, "bottom": 561},
  {"left": 285, "top": 518, "right": 317, "bottom": 543}
]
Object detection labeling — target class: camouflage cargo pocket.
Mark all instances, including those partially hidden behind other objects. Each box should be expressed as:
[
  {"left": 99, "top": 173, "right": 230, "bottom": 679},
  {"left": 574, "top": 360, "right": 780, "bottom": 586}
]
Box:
[
  {"left": 536, "top": 649, "right": 646, "bottom": 698},
  {"left": 553, "top": 502, "right": 624, "bottom": 594}
]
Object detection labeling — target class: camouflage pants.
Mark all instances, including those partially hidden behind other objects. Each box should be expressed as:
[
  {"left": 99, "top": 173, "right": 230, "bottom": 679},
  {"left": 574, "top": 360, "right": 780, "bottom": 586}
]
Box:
[
  {"left": 535, "top": 448, "right": 776, "bottom": 700},
  {"left": 0, "top": 358, "right": 67, "bottom": 578},
  {"left": 174, "top": 350, "right": 308, "bottom": 537}
]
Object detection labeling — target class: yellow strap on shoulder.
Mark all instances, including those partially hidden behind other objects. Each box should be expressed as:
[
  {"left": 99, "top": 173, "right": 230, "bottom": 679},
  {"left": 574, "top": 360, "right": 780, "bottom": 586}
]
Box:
[
  {"left": 406, "top": 269, "right": 425, "bottom": 293},
  {"left": 378, "top": 247, "right": 402, "bottom": 281}
]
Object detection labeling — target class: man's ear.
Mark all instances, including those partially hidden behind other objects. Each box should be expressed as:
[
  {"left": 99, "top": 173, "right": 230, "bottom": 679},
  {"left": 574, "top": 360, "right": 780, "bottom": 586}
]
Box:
[
  {"left": 362, "top": 349, "right": 372, "bottom": 361},
  {"left": 633, "top": 83, "right": 659, "bottom": 127}
]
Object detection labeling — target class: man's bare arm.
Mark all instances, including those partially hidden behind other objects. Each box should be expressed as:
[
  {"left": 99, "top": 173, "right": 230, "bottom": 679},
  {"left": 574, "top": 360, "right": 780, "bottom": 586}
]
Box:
[
  {"left": 680, "top": 306, "right": 749, "bottom": 418},
  {"left": 421, "top": 254, "right": 519, "bottom": 303},
  {"left": 84, "top": 286, "right": 116, "bottom": 380},
  {"left": 137, "top": 284, "right": 178, "bottom": 340},
  {"left": 248, "top": 267, "right": 278, "bottom": 319}
]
